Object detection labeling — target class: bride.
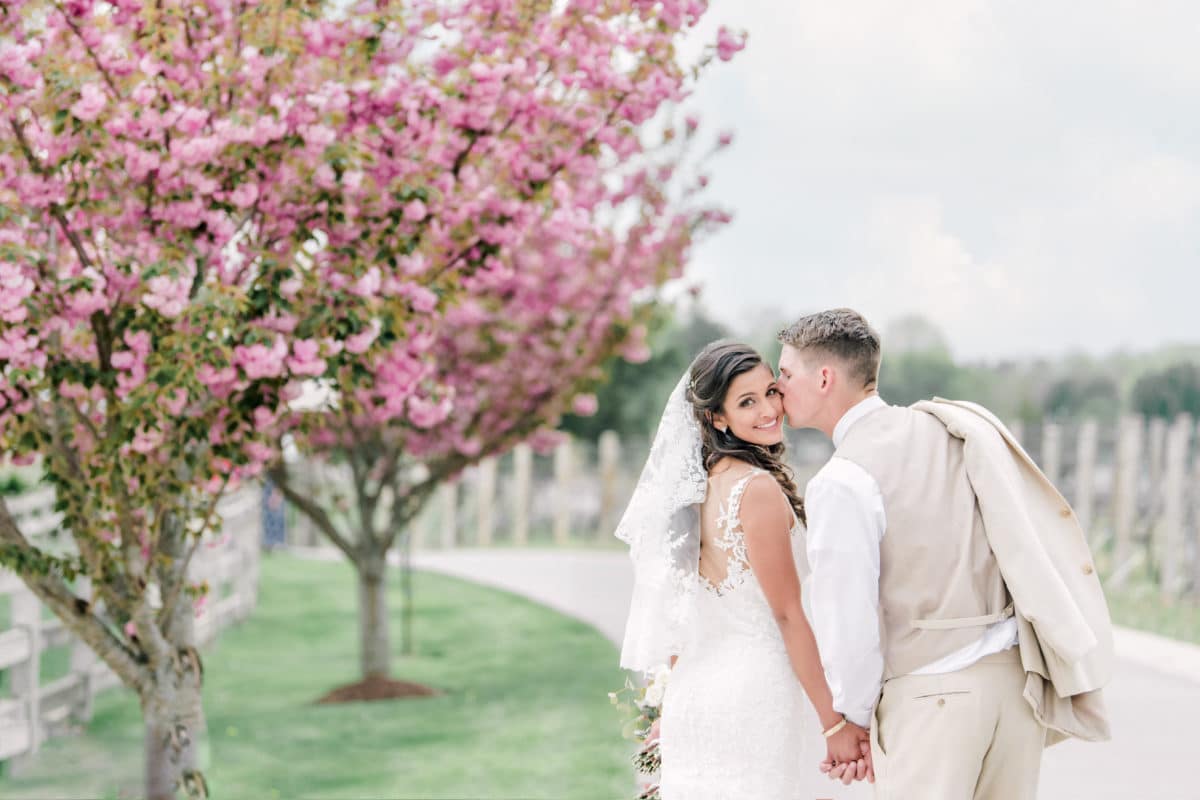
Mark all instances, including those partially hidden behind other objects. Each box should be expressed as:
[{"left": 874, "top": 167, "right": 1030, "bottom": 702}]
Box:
[{"left": 617, "top": 341, "right": 870, "bottom": 799}]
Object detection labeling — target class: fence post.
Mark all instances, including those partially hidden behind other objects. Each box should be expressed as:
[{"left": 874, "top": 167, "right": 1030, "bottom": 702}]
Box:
[
  {"left": 476, "top": 457, "right": 497, "bottom": 546},
  {"left": 1192, "top": 418, "right": 1200, "bottom": 603},
  {"left": 439, "top": 482, "right": 458, "bottom": 549},
  {"left": 1146, "top": 417, "right": 1168, "bottom": 552},
  {"left": 511, "top": 444, "right": 532, "bottom": 546},
  {"left": 1111, "top": 414, "right": 1144, "bottom": 584},
  {"left": 553, "top": 438, "right": 573, "bottom": 545},
  {"left": 1074, "top": 419, "right": 1098, "bottom": 546},
  {"left": 597, "top": 431, "right": 622, "bottom": 540},
  {"left": 10, "top": 588, "right": 42, "bottom": 771},
  {"left": 1160, "top": 415, "right": 1192, "bottom": 598},
  {"left": 1041, "top": 422, "right": 1062, "bottom": 486}
]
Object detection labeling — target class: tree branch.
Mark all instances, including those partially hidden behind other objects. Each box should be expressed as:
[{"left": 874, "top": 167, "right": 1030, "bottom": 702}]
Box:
[
  {"left": 0, "top": 498, "right": 149, "bottom": 691},
  {"left": 269, "top": 463, "right": 359, "bottom": 564}
]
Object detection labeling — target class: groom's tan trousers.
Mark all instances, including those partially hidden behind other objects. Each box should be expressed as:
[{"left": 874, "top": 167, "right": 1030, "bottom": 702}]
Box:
[{"left": 869, "top": 649, "right": 1046, "bottom": 800}]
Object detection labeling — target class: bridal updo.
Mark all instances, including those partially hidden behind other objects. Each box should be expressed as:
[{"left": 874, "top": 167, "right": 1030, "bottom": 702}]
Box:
[{"left": 686, "top": 341, "right": 806, "bottom": 525}]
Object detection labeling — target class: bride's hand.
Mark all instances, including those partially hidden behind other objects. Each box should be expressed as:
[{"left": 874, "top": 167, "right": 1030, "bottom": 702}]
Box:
[
  {"left": 645, "top": 718, "right": 662, "bottom": 744},
  {"left": 820, "top": 737, "right": 874, "bottom": 785},
  {"left": 824, "top": 719, "right": 867, "bottom": 765}
]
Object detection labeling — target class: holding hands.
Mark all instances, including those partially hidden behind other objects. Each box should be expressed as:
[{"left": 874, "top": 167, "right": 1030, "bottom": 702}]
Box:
[{"left": 820, "top": 717, "right": 874, "bottom": 786}]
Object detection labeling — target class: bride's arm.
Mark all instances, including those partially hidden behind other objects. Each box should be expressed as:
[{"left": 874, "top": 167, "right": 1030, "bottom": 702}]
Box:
[{"left": 740, "top": 475, "right": 868, "bottom": 764}]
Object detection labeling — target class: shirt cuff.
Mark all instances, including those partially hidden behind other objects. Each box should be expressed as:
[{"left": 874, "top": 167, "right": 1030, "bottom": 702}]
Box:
[{"left": 841, "top": 705, "right": 874, "bottom": 729}]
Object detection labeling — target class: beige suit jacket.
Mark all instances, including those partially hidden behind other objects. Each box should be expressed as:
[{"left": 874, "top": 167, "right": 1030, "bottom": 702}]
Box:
[{"left": 913, "top": 398, "right": 1113, "bottom": 744}]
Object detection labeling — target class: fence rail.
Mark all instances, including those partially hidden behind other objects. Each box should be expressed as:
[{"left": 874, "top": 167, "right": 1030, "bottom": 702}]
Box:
[{"left": 0, "top": 488, "right": 262, "bottom": 770}]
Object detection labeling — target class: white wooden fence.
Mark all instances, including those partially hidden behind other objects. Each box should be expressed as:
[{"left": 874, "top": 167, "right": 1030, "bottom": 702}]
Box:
[
  {"left": 0, "top": 488, "right": 261, "bottom": 769},
  {"left": 357, "top": 415, "right": 1200, "bottom": 601}
]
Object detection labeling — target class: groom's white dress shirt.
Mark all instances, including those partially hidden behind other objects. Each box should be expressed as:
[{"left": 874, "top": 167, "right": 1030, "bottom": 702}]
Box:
[{"left": 804, "top": 395, "right": 1019, "bottom": 728}]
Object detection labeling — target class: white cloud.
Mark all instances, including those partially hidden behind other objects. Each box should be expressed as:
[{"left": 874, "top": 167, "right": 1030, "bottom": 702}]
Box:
[{"left": 677, "top": 1, "right": 1200, "bottom": 359}]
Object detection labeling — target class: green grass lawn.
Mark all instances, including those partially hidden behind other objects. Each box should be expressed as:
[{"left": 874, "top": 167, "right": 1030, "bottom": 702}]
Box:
[
  {"left": 0, "top": 555, "right": 634, "bottom": 799},
  {"left": 1104, "top": 579, "right": 1200, "bottom": 645}
]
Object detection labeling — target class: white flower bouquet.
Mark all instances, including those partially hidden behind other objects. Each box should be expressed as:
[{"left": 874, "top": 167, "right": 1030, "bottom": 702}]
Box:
[{"left": 610, "top": 664, "right": 671, "bottom": 800}]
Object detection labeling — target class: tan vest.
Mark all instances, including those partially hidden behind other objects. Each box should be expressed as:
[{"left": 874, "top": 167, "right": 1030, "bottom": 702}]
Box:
[{"left": 835, "top": 405, "right": 1011, "bottom": 679}]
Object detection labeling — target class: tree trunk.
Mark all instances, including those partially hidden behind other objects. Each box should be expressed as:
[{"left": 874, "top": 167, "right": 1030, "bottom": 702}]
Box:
[
  {"left": 140, "top": 652, "right": 207, "bottom": 800},
  {"left": 358, "top": 558, "right": 391, "bottom": 679}
]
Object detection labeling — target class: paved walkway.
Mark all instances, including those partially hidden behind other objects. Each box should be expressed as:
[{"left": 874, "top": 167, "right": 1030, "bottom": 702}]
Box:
[{"left": 408, "top": 548, "right": 1200, "bottom": 800}]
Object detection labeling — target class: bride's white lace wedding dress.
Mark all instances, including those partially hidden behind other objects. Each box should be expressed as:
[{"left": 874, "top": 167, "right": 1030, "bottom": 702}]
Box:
[{"left": 658, "top": 467, "right": 812, "bottom": 800}]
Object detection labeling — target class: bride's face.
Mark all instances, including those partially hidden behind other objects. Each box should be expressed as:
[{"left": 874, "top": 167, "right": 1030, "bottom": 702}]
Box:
[{"left": 711, "top": 364, "right": 785, "bottom": 446}]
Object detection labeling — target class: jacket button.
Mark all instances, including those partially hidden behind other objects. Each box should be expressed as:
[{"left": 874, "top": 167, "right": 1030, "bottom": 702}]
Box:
[
  {"left": 1059, "top": 508, "right": 1072, "bottom": 518},
  {"left": 1082, "top": 563, "right": 1094, "bottom": 575}
]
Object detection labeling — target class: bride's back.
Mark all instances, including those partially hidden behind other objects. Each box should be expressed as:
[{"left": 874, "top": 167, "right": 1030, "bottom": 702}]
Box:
[{"left": 698, "top": 461, "right": 767, "bottom": 593}]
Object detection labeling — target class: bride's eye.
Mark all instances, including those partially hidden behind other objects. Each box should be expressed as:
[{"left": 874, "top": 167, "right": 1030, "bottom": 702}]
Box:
[{"left": 766, "top": 387, "right": 780, "bottom": 396}]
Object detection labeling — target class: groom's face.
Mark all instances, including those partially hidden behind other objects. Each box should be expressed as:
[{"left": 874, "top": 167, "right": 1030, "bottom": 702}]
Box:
[{"left": 776, "top": 345, "right": 826, "bottom": 428}]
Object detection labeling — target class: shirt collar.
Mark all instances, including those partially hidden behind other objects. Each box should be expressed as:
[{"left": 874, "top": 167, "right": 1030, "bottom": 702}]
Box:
[{"left": 832, "top": 395, "right": 887, "bottom": 447}]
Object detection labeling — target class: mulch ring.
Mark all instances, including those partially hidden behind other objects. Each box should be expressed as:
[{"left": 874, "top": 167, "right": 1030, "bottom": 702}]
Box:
[{"left": 315, "top": 675, "right": 441, "bottom": 704}]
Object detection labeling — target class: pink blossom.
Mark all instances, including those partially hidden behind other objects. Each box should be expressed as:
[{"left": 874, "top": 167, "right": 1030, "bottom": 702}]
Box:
[
  {"left": 407, "top": 396, "right": 452, "bottom": 429},
  {"left": 395, "top": 282, "right": 438, "bottom": 313},
  {"left": 344, "top": 323, "right": 379, "bottom": 355},
  {"left": 131, "top": 426, "right": 163, "bottom": 454},
  {"left": 175, "top": 106, "right": 208, "bottom": 135},
  {"left": 233, "top": 338, "right": 288, "bottom": 379},
  {"left": 71, "top": 83, "right": 108, "bottom": 121},
  {"left": 164, "top": 389, "right": 188, "bottom": 416},
  {"left": 228, "top": 183, "right": 259, "bottom": 209},
  {"left": 142, "top": 274, "right": 189, "bottom": 318},
  {"left": 0, "top": 261, "right": 34, "bottom": 323},
  {"left": 403, "top": 199, "right": 427, "bottom": 222},
  {"left": 715, "top": 27, "right": 746, "bottom": 62},
  {"left": 286, "top": 339, "right": 327, "bottom": 377},
  {"left": 244, "top": 441, "right": 275, "bottom": 464},
  {"left": 572, "top": 393, "right": 599, "bottom": 417}
]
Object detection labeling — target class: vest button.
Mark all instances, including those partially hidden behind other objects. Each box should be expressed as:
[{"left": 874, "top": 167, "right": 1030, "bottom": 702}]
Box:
[
  {"left": 1082, "top": 563, "right": 1094, "bottom": 575},
  {"left": 937, "top": 698, "right": 946, "bottom": 707},
  {"left": 1059, "top": 508, "right": 1072, "bottom": 518}
]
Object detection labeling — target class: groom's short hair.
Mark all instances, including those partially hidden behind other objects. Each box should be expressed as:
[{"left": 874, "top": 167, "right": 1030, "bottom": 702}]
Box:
[{"left": 777, "top": 308, "right": 881, "bottom": 389}]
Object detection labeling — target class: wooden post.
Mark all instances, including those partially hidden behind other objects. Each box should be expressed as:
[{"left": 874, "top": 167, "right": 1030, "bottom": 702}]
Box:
[
  {"left": 1147, "top": 417, "right": 1168, "bottom": 551},
  {"left": 439, "top": 482, "right": 458, "bottom": 549},
  {"left": 476, "top": 457, "right": 497, "bottom": 546},
  {"left": 1192, "top": 419, "right": 1200, "bottom": 602},
  {"left": 511, "top": 444, "right": 532, "bottom": 546},
  {"left": 1160, "top": 415, "right": 1192, "bottom": 598},
  {"left": 10, "top": 589, "right": 42, "bottom": 770},
  {"left": 1074, "top": 420, "right": 1098, "bottom": 545},
  {"left": 1111, "top": 414, "right": 1144, "bottom": 583},
  {"left": 597, "top": 431, "right": 622, "bottom": 540},
  {"left": 1041, "top": 422, "right": 1062, "bottom": 486},
  {"left": 553, "top": 438, "right": 573, "bottom": 545}
]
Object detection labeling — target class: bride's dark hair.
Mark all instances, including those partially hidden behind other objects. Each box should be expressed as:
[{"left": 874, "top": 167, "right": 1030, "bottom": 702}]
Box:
[{"left": 685, "top": 341, "right": 805, "bottom": 525}]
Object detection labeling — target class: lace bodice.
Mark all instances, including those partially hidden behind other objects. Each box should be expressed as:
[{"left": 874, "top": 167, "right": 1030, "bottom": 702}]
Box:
[{"left": 698, "top": 468, "right": 805, "bottom": 597}]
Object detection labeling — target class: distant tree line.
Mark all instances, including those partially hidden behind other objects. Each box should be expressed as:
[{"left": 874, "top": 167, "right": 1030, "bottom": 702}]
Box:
[{"left": 565, "top": 308, "right": 1200, "bottom": 442}]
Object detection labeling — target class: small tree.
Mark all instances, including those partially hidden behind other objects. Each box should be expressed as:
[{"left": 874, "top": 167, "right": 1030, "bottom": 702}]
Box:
[{"left": 271, "top": 1, "right": 743, "bottom": 683}]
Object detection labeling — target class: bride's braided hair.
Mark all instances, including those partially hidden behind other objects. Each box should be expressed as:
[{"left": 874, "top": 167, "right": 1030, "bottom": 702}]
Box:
[{"left": 685, "top": 341, "right": 806, "bottom": 526}]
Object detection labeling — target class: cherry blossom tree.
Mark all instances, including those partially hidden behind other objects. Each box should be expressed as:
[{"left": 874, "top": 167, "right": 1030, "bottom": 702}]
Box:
[
  {"left": 269, "top": 0, "right": 742, "bottom": 683},
  {"left": 5, "top": 0, "right": 762, "bottom": 794}
]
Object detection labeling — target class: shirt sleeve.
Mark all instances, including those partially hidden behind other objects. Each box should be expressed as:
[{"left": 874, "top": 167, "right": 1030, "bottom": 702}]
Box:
[{"left": 804, "top": 457, "right": 887, "bottom": 728}]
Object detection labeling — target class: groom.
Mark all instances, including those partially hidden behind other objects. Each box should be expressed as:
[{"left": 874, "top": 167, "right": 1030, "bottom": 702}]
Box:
[{"left": 775, "top": 309, "right": 1112, "bottom": 799}]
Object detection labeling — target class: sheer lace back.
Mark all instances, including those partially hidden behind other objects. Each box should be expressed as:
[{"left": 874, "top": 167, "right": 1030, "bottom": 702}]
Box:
[{"left": 698, "top": 468, "right": 765, "bottom": 595}]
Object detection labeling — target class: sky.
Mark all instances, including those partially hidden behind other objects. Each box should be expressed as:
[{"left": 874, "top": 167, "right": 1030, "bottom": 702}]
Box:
[{"left": 675, "top": 1, "right": 1200, "bottom": 361}]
